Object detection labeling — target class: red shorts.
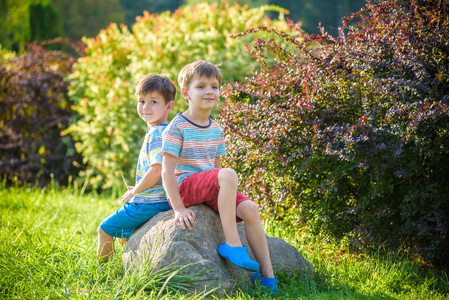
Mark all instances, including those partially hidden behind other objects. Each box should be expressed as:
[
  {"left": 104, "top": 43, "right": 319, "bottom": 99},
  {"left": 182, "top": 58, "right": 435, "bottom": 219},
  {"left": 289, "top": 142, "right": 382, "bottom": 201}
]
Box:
[{"left": 174, "top": 168, "right": 250, "bottom": 222}]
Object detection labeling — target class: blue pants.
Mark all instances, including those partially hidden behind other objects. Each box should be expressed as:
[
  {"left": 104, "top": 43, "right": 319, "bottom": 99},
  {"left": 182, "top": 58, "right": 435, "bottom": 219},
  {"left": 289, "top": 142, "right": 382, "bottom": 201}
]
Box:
[{"left": 99, "top": 201, "right": 172, "bottom": 239}]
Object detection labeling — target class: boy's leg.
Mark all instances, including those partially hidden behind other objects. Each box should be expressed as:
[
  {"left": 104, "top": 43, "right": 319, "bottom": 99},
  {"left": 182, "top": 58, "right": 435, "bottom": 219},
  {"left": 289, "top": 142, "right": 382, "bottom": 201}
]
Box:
[
  {"left": 117, "top": 238, "right": 128, "bottom": 247},
  {"left": 98, "top": 202, "right": 171, "bottom": 261},
  {"left": 215, "top": 169, "right": 260, "bottom": 271},
  {"left": 216, "top": 168, "right": 242, "bottom": 247},
  {"left": 181, "top": 168, "right": 242, "bottom": 245},
  {"left": 97, "top": 227, "right": 114, "bottom": 261},
  {"left": 236, "top": 200, "right": 275, "bottom": 278},
  {"left": 179, "top": 168, "right": 259, "bottom": 271}
]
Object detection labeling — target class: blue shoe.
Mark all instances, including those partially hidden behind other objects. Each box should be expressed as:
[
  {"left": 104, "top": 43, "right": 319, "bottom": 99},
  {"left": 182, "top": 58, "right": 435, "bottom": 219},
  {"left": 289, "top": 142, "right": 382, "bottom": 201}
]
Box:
[
  {"left": 251, "top": 271, "right": 263, "bottom": 281},
  {"left": 252, "top": 271, "right": 278, "bottom": 295},
  {"left": 217, "top": 243, "right": 259, "bottom": 271}
]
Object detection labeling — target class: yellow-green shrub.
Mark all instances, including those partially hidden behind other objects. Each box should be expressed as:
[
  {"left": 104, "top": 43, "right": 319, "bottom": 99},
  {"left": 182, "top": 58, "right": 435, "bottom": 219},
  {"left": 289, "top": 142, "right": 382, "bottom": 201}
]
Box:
[{"left": 67, "top": 2, "right": 290, "bottom": 189}]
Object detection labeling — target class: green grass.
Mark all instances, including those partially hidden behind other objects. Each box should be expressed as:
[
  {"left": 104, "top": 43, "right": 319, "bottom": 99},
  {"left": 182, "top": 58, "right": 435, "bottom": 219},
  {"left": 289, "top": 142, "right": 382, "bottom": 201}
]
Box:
[{"left": 0, "top": 180, "right": 448, "bottom": 299}]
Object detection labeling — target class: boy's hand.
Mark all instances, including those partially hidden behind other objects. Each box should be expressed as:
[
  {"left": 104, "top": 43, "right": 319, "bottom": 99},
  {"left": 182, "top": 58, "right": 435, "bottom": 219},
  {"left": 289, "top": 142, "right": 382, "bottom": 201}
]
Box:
[
  {"left": 174, "top": 208, "right": 196, "bottom": 230},
  {"left": 122, "top": 189, "right": 135, "bottom": 204}
]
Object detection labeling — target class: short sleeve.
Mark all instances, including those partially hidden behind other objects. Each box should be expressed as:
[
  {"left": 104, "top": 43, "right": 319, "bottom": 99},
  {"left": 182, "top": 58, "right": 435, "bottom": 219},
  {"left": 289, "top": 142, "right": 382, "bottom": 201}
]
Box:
[
  {"left": 148, "top": 129, "right": 163, "bottom": 165},
  {"left": 162, "top": 122, "right": 183, "bottom": 158},
  {"left": 217, "top": 130, "right": 227, "bottom": 156}
]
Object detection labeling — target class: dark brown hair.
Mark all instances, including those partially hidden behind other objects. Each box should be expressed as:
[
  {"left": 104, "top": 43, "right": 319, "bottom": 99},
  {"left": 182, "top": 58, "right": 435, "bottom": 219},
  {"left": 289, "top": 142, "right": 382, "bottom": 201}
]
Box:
[{"left": 135, "top": 74, "right": 176, "bottom": 103}]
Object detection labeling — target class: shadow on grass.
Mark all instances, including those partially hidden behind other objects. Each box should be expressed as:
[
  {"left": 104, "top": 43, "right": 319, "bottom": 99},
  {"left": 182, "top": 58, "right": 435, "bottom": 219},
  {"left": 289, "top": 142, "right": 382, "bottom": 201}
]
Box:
[{"left": 236, "top": 269, "right": 396, "bottom": 300}]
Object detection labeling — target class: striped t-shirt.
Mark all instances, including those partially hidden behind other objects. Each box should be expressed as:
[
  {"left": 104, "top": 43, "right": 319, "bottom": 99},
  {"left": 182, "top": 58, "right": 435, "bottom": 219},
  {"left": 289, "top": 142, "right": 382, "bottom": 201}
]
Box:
[
  {"left": 161, "top": 113, "right": 227, "bottom": 186},
  {"left": 130, "top": 124, "right": 168, "bottom": 204}
]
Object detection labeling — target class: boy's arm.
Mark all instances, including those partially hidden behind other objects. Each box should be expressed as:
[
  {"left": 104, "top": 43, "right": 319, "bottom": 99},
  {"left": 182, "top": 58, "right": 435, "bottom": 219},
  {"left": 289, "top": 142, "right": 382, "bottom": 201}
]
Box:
[
  {"left": 122, "top": 164, "right": 162, "bottom": 204},
  {"left": 161, "top": 153, "right": 196, "bottom": 230},
  {"left": 214, "top": 156, "right": 222, "bottom": 168}
]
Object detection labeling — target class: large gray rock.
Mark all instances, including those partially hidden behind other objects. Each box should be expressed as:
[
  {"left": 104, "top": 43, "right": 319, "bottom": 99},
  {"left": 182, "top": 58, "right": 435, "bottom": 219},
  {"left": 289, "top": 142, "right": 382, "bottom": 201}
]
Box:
[{"left": 123, "top": 204, "right": 313, "bottom": 293}]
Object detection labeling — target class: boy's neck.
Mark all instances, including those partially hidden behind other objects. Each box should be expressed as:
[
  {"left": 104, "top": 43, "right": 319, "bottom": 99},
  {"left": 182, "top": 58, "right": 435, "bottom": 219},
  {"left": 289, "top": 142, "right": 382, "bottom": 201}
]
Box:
[
  {"left": 182, "top": 109, "right": 211, "bottom": 126},
  {"left": 147, "top": 119, "right": 168, "bottom": 131}
]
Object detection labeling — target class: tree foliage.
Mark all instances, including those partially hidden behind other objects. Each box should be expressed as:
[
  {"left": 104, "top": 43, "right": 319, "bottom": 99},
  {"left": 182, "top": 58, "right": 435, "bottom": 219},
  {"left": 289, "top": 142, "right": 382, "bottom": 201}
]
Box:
[
  {"left": 22, "top": 1, "right": 64, "bottom": 51},
  {"left": 1, "top": 0, "right": 66, "bottom": 52},
  {"left": 66, "top": 1, "right": 291, "bottom": 189},
  {"left": 186, "top": 0, "right": 269, "bottom": 7},
  {"left": 267, "top": 0, "right": 366, "bottom": 36},
  {"left": 119, "top": 0, "right": 183, "bottom": 27},
  {"left": 52, "top": 0, "right": 125, "bottom": 41},
  {"left": 220, "top": 0, "right": 449, "bottom": 264},
  {"left": 0, "top": 40, "right": 84, "bottom": 186},
  {"left": 0, "top": 0, "right": 32, "bottom": 52}
]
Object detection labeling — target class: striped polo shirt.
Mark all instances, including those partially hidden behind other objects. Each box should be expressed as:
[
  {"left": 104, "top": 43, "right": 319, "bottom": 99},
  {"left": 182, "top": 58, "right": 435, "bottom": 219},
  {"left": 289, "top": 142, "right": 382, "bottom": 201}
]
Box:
[
  {"left": 161, "top": 113, "right": 227, "bottom": 186},
  {"left": 130, "top": 124, "right": 168, "bottom": 204}
]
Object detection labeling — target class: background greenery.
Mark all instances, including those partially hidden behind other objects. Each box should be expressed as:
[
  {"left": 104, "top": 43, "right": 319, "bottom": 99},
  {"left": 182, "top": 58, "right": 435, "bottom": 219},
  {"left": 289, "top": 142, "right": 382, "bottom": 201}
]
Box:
[
  {"left": 0, "top": 0, "right": 365, "bottom": 53},
  {"left": 27, "top": 1, "right": 64, "bottom": 49}
]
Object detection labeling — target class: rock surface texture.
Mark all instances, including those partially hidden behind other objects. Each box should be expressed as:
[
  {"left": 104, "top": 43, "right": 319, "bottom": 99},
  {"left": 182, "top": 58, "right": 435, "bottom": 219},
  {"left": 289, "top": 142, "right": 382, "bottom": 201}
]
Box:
[{"left": 123, "top": 204, "right": 313, "bottom": 293}]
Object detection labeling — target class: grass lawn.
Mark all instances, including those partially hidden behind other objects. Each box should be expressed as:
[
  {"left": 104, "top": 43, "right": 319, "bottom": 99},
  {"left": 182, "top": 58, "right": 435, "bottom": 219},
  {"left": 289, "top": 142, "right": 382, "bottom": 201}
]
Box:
[{"left": 1, "top": 180, "right": 447, "bottom": 299}]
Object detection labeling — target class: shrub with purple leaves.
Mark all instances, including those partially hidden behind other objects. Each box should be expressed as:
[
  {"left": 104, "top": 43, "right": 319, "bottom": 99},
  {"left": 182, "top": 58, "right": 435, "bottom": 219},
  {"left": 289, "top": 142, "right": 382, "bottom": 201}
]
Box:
[
  {"left": 220, "top": 0, "right": 449, "bottom": 264},
  {"left": 0, "top": 39, "right": 84, "bottom": 186}
]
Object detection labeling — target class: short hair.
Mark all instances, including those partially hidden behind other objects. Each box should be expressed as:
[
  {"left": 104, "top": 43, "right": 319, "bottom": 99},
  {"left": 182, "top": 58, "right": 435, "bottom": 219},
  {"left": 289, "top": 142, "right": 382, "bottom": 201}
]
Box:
[
  {"left": 135, "top": 74, "right": 176, "bottom": 103},
  {"left": 178, "top": 60, "right": 222, "bottom": 90}
]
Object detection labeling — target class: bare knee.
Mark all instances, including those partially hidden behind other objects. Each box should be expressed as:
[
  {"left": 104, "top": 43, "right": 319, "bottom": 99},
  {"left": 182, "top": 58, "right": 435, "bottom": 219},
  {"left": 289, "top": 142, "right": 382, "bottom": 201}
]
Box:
[
  {"left": 218, "top": 168, "right": 238, "bottom": 188},
  {"left": 98, "top": 226, "right": 109, "bottom": 237},
  {"left": 237, "top": 200, "right": 260, "bottom": 222},
  {"left": 98, "top": 227, "right": 114, "bottom": 244}
]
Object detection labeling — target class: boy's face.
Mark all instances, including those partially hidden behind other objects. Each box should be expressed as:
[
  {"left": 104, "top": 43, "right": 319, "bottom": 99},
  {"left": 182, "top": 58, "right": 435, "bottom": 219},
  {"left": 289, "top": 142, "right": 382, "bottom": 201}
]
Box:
[
  {"left": 182, "top": 76, "right": 220, "bottom": 113},
  {"left": 137, "top": 91, "right": 173, "bottom": 127}
]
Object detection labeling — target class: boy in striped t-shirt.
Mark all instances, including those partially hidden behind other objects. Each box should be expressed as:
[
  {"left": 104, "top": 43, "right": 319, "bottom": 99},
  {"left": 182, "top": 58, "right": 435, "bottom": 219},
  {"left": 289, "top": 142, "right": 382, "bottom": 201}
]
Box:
[
  {"left": 97, "top": 74, "right": 175, "bottom": 261},
  {"left": 161, "top": 61, "right": 278, "bottom": 294}
]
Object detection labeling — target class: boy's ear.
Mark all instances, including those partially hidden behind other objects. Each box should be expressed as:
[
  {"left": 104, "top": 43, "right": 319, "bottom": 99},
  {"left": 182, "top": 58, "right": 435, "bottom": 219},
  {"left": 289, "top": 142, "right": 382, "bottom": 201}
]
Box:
[
  {"left": 166, "top": 100, "right": 175, "bottom": 113},
  {"left": 181, "top": 88, "right": 189, "bottom": 100}
]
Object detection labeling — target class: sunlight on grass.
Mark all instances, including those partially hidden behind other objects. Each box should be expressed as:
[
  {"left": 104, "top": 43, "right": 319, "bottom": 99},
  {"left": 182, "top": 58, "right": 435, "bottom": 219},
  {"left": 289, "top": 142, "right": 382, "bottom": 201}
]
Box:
[{"left": 1, "top": 181, "right": 448, "bottom": 299}]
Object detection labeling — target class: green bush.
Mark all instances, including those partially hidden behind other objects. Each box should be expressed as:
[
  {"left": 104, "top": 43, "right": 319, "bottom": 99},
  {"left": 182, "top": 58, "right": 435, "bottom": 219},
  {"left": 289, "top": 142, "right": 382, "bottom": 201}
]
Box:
[
  {"left": 219, "top": 0, "right": 449, "bottom": 264},
  {"left": 67, "top": 1, "right": 291, "bottom": 189}
]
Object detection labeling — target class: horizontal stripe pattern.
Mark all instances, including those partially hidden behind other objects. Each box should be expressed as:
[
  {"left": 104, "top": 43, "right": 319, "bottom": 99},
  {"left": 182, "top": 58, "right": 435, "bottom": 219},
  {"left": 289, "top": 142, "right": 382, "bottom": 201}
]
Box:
[{"left": 162, "top": 113, "right": 226, "bottom": 186}]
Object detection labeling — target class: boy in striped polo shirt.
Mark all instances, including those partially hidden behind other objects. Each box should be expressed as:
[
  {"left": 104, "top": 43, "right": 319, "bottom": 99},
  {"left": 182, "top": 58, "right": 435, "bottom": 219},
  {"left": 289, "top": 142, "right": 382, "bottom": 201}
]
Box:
[
  {"left": 97, "top": 74, "right": 175, "bottom": 261},
  {"left": 161, "top": 61, "right": 278, "bottom": 294}
]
